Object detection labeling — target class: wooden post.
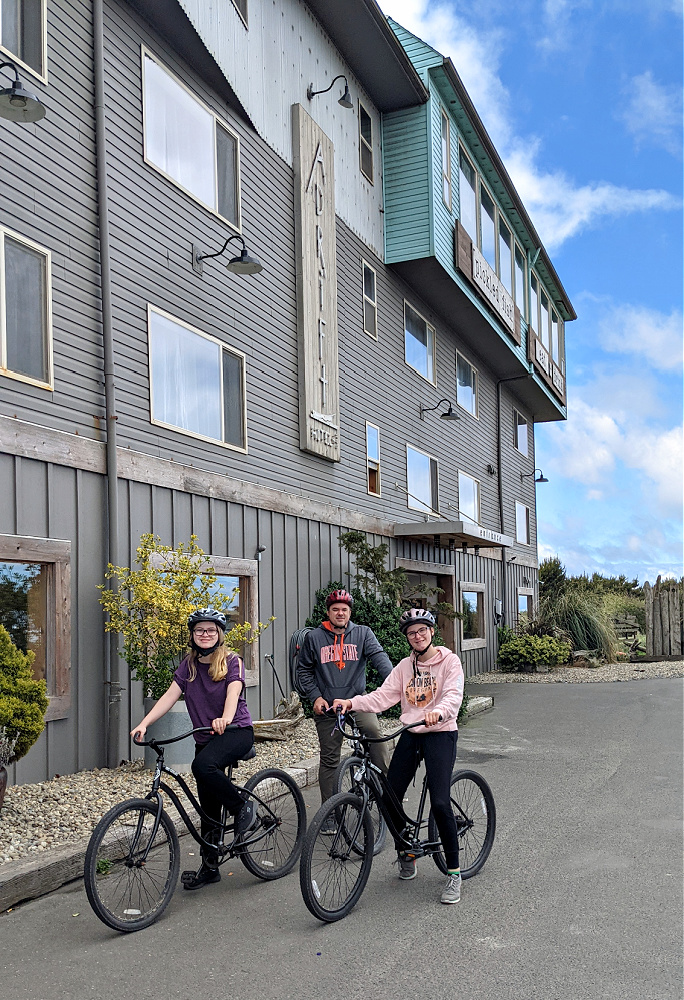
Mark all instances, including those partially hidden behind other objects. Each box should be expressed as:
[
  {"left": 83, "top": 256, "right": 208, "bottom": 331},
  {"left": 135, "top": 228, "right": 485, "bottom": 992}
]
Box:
[
  {"left": 644, "top": 581, "right": 653, "bottom": 658},
  {"left": 653, "top": 576, "right": 662, "bottom": 657},
  {"left": 669, "top": 580, "right": 681, "bottom": 656},
  {"left": 660, "top": 579, "right": 671, "bottom": 655}
]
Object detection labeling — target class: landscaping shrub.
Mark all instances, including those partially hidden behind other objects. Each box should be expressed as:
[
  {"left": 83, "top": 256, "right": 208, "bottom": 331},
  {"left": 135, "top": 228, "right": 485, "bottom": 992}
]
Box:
[
  {"left": 0, "top": 623, "right": 48, "bottom": 762},
  {"left": 525, "top": 590, "right": 619, "bottom": 662},
  {"left": 498, "top": 634, "right": 571, "bottom": 672}
]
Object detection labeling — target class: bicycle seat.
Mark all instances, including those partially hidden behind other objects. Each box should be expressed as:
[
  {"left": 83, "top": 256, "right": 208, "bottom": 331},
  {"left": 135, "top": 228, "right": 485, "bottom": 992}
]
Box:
[{"left": 240, "top": 746, "right": 257, "bottom": 762}]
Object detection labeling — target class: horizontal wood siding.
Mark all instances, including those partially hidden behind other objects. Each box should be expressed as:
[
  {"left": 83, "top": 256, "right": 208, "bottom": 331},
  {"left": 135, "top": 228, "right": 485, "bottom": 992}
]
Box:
[{"left": 382, "top": 105, "right": 432, "bottom": 263}]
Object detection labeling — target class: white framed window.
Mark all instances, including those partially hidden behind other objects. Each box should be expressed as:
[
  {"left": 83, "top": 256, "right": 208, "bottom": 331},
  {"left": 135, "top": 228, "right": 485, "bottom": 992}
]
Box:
[
  {"left": 366, "top": 422, "right": 381, "bottom": 496},
  {"left": 513, "top": 410, "right": 529, "bottom": 457},
  {"left": 142, "top": 49, "right": 241, "bottom": 229},
  {"left": 456, "top": 352, "right": 478, "bottom": 417},
  {"left": 514, "top": 243, "right": 526, "bottom": 317},
  {"left": 458, "top": 147, "right": 477, "bottom": 242},
  {"left": 458, "top": 471, "right": 480, "bottom": 525},
  {"left": 0, "top": 0, "right": 46, "bottom": 81},
  {"left": 148, "top": 306, "right": 247, "bottom": 451},
  {"left": 540, "top": 290, "right": 551, "bottom": 351},
  {"left": 404, "top": 302, "right": 435, "bottom": 383},
  {"left": 362, "top": 261, "right": 377, "bottom": 339},
  {"left": 230, "top": 0, "right": 248, "bottom": 27},
  {"left": 359, "top": 102, "right": 373, "bottom": 183},
  {"left": 516, "top": 502, "right": 530, "bottom": 545},
  {"left": 479, "top": 185, "right": 497, "bottom": 272},
  {"left": 517, "top": 588, "right": 534, "bottom": 623},
  {"left": 441, "top": 110, "right": 451, "bottom": 208},
  {"left": 551, "top": 308, "right": 562, "bottom": 366},
  {"left": 407, "top": 445, "right": 439, "bottom": 514},
  {"left": 0, "top": 227, "right": 52, "bottom": 389},
  {"left": 460, "top": 581, "right": 486, "bottom": 651},
  {"left": 498, "top": 219, "right": 513, "bottom": 296},
  {"left": 530, "top": 272, "right": 539, "bottom": 336}
]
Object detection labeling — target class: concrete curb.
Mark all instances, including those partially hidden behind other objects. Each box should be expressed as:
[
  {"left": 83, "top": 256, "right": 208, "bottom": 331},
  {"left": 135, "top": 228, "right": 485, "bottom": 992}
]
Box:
[{"left": 0, "top": 695, "right": 493, "bottom": 911}]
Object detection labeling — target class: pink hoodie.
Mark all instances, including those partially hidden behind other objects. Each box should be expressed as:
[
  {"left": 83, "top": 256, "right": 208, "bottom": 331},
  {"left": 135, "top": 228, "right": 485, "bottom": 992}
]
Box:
[{"left": 348, "top": 646, "right": 464, "bottom": 733}]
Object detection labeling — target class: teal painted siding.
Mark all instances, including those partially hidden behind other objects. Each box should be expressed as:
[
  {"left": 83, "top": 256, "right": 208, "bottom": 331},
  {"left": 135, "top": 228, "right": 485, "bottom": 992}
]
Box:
[
  {"left": 388, "top": 19, "right": 442, "bottom": 79},
  {"left": 383, "top": 104, "right": 432, "bottom": 262}
]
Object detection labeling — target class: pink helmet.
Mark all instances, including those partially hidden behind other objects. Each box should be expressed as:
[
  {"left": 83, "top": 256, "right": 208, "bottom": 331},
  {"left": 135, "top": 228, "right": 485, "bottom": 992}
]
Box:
[{"left": 399, "top": 607, "right": 436, "bottom": 634}]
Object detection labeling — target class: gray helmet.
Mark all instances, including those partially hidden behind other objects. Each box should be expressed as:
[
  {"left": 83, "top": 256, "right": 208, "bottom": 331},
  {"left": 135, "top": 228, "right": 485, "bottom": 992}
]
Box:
[
  {"left": 188, "top": 607, "right": 227, "bottom": 632},
  {"left": 399, "top": 607, "right": 436, "bottom": 634}
]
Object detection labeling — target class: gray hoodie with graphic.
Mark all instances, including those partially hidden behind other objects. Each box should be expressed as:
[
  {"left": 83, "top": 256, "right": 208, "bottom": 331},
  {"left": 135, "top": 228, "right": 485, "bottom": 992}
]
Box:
[{"left": 296, "top": 620, "right": 393, "bottom": 704}]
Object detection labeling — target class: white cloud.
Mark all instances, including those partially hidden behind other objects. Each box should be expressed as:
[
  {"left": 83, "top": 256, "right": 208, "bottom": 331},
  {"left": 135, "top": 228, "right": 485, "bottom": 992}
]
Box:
[
  {"left": 598, "top": 304, "right": 684, "bottom": 372},
  {"left": 537, "top": 0, "right": 591, "bottom": 53},
  {"left": 619, "top": 71, "right": 683, "bottom": 156}
]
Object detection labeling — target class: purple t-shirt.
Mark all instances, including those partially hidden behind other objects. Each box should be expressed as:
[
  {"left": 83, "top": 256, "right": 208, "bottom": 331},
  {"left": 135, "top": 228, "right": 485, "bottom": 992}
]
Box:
[{"left": 174, "top": 653, "right": 252, "bottom": 743}]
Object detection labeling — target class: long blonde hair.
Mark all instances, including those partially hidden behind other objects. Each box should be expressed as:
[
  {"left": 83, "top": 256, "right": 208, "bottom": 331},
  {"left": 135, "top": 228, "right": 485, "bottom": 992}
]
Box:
[{"left": 187, "top": 629, "right": 229, "bottom": 682}]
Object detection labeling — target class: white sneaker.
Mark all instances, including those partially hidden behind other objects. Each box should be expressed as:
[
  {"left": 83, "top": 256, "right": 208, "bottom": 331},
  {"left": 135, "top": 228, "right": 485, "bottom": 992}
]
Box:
[{"left": 441, "top": 872, "right": 461, "bottom": 904}]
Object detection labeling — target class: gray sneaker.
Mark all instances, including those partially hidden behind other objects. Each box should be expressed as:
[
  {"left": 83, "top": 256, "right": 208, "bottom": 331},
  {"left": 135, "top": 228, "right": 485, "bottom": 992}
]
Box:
[
  {"left": 397, "top": 853, "right": 417, "bottom": 880},
  {"left": 441, "top": 872, "right": 461, "bottom": 904}
]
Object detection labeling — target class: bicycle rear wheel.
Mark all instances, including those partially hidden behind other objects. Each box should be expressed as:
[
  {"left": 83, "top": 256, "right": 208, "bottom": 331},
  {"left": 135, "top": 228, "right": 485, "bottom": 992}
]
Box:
[
  {"left": 299, "top": 792, "right": 374, "bottom": 922},
  {"left": 334, "top": 755, "right": 387, "bottom": 855},
  {"left": 84, "top": 798, "right": 179, "bottom": 932},
  {"left": 429, "top": 769, "right": 496, "bottom": 878},
  {"left": 239, "top": 768, "right": 306, "bottom": 879}
]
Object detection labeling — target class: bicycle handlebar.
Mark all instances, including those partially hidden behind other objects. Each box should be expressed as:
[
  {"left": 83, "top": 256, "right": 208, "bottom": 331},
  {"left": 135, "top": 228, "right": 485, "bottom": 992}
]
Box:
[
  {"left": 332, "top": 709, "right": 441, "bottom": 744},
  {"left": 132, "top": 724, "right": 239, "bottom": 748}
]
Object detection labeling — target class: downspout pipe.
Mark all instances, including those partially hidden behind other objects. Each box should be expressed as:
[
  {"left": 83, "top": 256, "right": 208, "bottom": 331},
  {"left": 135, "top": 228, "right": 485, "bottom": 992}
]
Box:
[
  {"left": 496, "top": 372, "right": 532, "bottom": 627},
  {"left": 94, "top": 0, "right": 121, "bottom": 768}
]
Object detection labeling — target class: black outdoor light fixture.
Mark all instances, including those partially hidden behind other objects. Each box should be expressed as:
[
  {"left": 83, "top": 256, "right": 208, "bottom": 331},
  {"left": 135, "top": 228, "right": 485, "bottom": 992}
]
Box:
[
  {"left": 193, "top": 234, "right": 264, "bottom": 276},
  {"left": 420, "top": 398, "right": 460, "bottom": 421},
  {"left": 520, "top": 468, "right": 549, "bottom": 483},
  {"left": 307, "top": 74, "right": 353, "bottom": 109},
  {"left": 0, "top": 61, "right": 46, "bottom": 123}
]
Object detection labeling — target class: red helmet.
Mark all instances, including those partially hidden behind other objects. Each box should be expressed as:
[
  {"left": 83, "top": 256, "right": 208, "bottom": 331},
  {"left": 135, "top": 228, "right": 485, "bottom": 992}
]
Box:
[{"left": 326, "top": 589, "right": 354, "bottom": 609}]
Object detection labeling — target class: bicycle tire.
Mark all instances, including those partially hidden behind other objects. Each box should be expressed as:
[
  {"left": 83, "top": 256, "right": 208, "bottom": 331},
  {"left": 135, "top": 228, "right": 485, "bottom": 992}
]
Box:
[
  {"left": 84, "top": 798, "right": 180, "bottom": 932},
  {"left": 429, "top": 769, "right": 496, "bottom": 879},
  {"left": 239, "top": 768, "right": 306, "bottom": 880},
  {"left": 334, "top": 755, "right": 387, "bottom": 855},
  {"left": 299, "top": 791, "right": 374, "bottom": 922}
]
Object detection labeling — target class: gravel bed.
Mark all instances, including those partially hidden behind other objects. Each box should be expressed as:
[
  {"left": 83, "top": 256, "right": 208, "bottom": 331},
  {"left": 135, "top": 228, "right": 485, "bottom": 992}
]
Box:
[{"left": 465, "top": 659, "right": 684, "bottom": 684}]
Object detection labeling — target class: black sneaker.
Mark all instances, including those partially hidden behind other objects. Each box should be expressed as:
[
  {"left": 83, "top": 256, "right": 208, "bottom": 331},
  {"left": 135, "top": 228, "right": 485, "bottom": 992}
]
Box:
[
  {"left": 181, "top": 863, "right": 221, "bottom": 890},
  {"left": 236, "top": 800, "right": 257, "bottom": 835}
]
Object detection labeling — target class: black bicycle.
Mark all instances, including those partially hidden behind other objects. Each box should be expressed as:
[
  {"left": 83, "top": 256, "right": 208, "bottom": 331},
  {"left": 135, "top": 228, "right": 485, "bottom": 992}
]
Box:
[
  {"left": 300, "top": 711, "right": 495, "bottom": 922},
  {"left": 84, "top": 726, "right": 306, "bottom": 932}
]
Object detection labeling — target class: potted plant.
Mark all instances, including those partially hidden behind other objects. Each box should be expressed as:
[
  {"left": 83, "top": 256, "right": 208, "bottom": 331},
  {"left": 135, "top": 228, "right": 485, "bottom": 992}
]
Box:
[
  {"left": 0, "top": 624, "right": 49, "bottom": 810},
  {"left": 99, "top": 534, "right": 272, "bottom": 769}
]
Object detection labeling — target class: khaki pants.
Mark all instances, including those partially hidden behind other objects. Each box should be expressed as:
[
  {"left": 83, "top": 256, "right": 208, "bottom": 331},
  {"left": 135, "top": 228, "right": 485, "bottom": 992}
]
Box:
[{"left": 314, "top": 710, "right": 390, "bottom": 803}]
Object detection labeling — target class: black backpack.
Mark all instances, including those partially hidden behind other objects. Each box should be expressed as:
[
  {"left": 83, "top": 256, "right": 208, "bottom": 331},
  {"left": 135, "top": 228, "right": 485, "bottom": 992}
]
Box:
[{"left": 289, "top": 627, "right": 314, "bottom": 697}]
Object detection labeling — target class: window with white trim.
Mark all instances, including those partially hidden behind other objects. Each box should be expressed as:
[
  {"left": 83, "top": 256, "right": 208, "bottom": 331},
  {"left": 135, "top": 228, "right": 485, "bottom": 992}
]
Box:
[
  {"left": 366, "top": 422, "right": 381, "bottom": 496},
  {"left": 362, "top": 261, "right": 377, "bottom": 339},
  {"left": 498, "top": 218, "right": 513, "bottom": 296},
  {"left": 460, "top": 581, "right": 486, "bottom": 649},
  {"left": 143, "top": 51, "right": 240, "bottom": 228},
  {"left": 456, "top": 352, "right": 478, "bottom": 417},
  {"left": 404, "top": 302, "right": 435, "bottom": 383},
  {"left": 359, "top": 102, "right": 373, "bottom": 183},
  {"left": 530, "top": 272, "right": 539, "bottom": 336},
  {"left": 407, "top": 445, "right": 439, "bottom": 514},
  {"left": 513, "top": 410, "right": 529, "bottom": 456},
  {"left": 540, "top": 289, "right": 551, "bottom": 351},
  {"left": 441, "top": 110, "right": 451, "bottom": 208},
  {"left": 148, "top": 306, "right": 246, "bottom": 450},
  {"left": 479, "top": 185, "right": 497, "bottom": 272},
  {"left": 516, "top": 502, "right": 530, "bottom": 544},
  {"left": 458, "top": 471, "right": 480, "bottom": 525},
  {"left": 458, "top": 147, "right": 477, "bottom": 242},
  {"left": 514, "top": 243, "right": 526, "bottom": 318},
  {"left": 0, "top": 0, "right": 45, "bottom": 79},
  {"left": 1, "top": 228, "right": 52, "bottom": 388}
]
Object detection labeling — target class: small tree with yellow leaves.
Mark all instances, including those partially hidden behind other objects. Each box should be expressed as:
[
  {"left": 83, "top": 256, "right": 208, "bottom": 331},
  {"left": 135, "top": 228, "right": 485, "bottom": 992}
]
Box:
[{"left": 99, "top": 534, "right": 273, "bottom": 700}]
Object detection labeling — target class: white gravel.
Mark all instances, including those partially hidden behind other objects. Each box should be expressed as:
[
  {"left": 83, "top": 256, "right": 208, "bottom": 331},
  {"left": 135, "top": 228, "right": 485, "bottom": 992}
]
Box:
[{"left": 465, "top": 659, "right": 684, "bottom": 684}]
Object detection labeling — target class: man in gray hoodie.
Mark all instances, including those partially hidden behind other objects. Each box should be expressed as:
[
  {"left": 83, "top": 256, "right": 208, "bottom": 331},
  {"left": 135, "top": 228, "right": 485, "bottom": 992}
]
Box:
[{"left": 296, "top": 589, "right": 393, "bottom": 804}]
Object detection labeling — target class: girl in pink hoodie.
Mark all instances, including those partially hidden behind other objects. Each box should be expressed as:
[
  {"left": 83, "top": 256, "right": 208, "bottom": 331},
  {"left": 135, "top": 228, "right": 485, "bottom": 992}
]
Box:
[{"left": 333, "top": 608, "right": 464, "bottom": 905}]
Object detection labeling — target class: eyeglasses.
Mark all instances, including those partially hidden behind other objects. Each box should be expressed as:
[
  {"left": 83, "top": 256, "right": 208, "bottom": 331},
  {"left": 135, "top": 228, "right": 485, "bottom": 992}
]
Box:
[
  {"left": 193, "top": 627, "right": 219, "bottom": 637},
  {"left": 406, "top": 626, "right": 430, "bottom": 639}
]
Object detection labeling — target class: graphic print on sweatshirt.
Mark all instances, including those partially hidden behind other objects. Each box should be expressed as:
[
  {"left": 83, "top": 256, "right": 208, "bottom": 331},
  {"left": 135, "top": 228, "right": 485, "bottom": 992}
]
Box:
[
  {"left": 320, "top": 643, "right": 359, "bottom": 665},
  {"left": 405, "top": 670, "right": 438, "bottom": 707}
]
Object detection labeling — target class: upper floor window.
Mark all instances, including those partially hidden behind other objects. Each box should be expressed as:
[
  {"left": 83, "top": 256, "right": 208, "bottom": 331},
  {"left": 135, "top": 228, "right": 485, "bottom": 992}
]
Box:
[
  {"left": 513, "top": 410, "right": 529, "bottom": 456},
  {"left": 516, "top": 501, "right": 530, "bottom": 545},
  {"left": 456, "top": 352, "right": 478, "bottom": 417},
  {"left": 498, "top": 219, "right": 513, "bottom": 296},
  {"left": 148, "top": 306, "right": 246, "bottom": 451},
  {"left": 404, "top": 302, "right": 435, "bottom": 383},
  {"left": 551, "top": 308, "right": 563, "bottom": 368},
  {"left": 231, "top": 0, "right": 248, "bottom": 27},
  {"left": 143, "top": 51, "right": 240, "bottom": 229},
  {"left": 1, "top": 0, "right": 45, "bottom": 79},
  {"left": 458, "top": 471, "right": 480, "bottom": 525},
  {"left": 514, "top": 244, "right": 526, "bottom": 317},
  {"left": 530, "top": 272, "right": 539, "bottom": 336},
  {"left": 458, "top": 148, "right": 477, "bottom": 242},
  {"left": 366, "top": 422, "right": 381, "bottom": 496},
  {"left": 362, "top": 261, "right": 377, "bottom": 339},
  {"left": 407, "top": 445, "right": 439, "bottom": 514},
  {"left": 540, "top": 290, "right": 551, "bottom": 351},
  {"left": 441, "top": 111, "right": 451, "bottom": 208},
  {"left": 479, "top": 185, "right": 497, "bottom": 271},
  {"left": 1, "top": 228, "right": 52, "bottom": 389},
  {"left": 359, "top": 102, "right": 373, "bottom": 183}
]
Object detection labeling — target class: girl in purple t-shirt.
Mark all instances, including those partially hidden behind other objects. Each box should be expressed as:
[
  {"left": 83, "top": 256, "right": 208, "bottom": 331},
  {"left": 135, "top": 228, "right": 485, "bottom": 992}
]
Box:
[{"left": 131, "top": 607, "right": 254, "bottom": 890}]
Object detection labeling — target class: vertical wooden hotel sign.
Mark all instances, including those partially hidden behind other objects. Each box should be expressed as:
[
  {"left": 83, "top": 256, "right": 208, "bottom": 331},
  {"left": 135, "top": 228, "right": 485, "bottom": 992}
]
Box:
[{"left": 292, "top": 103, "right": 340, "bottom": 461}]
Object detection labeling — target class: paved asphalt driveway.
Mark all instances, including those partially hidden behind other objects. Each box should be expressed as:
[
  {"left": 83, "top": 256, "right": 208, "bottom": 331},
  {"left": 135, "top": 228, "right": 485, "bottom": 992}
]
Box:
[{"left": 1, "top": 677, "right": 682, "bottom": 1000}]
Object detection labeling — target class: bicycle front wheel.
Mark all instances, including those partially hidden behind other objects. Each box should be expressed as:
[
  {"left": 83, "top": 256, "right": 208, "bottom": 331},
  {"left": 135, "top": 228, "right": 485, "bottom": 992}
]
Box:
[
  {"left": 299, "top": 792, "right": 374, "bottom": 922},
  {"left": 334, "top": 755, "right": 387, "bottom": 855},
  {"left": 84, "top": 798, "right": 180, "bottom": 932},
  {"left": 239, "top": 768, "right": 306, "bottom": 879},
  {"left": 429, "top": 769, "right": 496, "bottom": 879}
]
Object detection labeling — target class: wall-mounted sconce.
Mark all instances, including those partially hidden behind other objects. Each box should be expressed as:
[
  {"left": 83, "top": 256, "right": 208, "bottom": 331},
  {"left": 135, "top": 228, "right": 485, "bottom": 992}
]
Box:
[
  {"left": 419, "top": 398, "right": 460, "bottom": 421},
  {"left": 256, "top": 544, "right": 267, "bottom": 562},
  {"left": 0, "top": 61, "right": 46, "bottom": 122},
  {"left": 193, "top": 234, "right": 263, "bottom": 276},
  {"left": 306, "top": 74, "right": 353, "bottom": 109},
  {"left": 486, "top": 463, "right": 497, "bottom": 476},
  {"left": 520, "top": 468, "right": 548, "bottom": 483}
]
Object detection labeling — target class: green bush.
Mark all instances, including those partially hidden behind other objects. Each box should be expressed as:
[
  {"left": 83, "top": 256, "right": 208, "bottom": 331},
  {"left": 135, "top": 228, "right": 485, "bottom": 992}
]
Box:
[
  {"left": 525, "top": 590, "right": 619, "bottom": 662},
  {"left": 0, "top": 623, "right": 48, "bottom": 762},
  {"left": 599, "top": 592, "right": 646, "bottom": 631},
  {"left": 498, "top": 634, "right": 571, "bottom": 672}
]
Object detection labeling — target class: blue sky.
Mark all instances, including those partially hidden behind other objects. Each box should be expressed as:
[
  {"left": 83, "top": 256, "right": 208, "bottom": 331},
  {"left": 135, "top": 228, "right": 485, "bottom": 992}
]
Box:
[{"left": 381, "top": 0, "right": 683, "bottom": 584}]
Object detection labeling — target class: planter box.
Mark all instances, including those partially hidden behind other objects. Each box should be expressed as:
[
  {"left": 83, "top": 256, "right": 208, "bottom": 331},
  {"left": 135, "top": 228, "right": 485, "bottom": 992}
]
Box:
[{"left": 143, "top": 698, "right": 194, "bottom": 771}]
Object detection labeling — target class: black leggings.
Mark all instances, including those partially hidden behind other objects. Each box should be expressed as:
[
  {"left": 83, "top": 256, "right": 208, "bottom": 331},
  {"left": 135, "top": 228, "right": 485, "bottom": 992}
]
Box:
[
  {"left": 192, "top": 726, "right": 254, "bottom": 846},
  {"left": 383, "top": 729, "right": 459, "bottom": 871}
]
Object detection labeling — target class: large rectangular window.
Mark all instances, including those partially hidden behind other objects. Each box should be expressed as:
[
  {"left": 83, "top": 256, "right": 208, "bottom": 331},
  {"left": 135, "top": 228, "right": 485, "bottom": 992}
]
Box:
[
  {"left": 514, "top": 410, "right": 529, "bottom": 456},
  {"left": 498, "top": 219, "right": 513, "bottom": 295},
  {"left": 359, "top": 102, "right": 373, "bottom": 183},
  {"left": 514, "top": 244, "right": 526, "bottom": 317},
  {"left": 458, "top": 471, "right": 480, "bottom": 525},
  {"left": 458, "top": 148, "right": 477, "bottom": 242},
  {"left": 456, "top": 352, "right": 478, "bottom": 417},
  {"left": 407, "top": 445, "right": 439, "bottom": 514},
  {"left": 460, "top": 582, "right": 486, "bottom": 650},
  {"left": 540, "top": 290, "right": 551, "bottom": 351},
  {"left": 362, "top": 261, "right": 377, "bottom": 339},
  {"left": 517, "top": 589, "right": 534, "bottom": 623},
  {"left": 366, "top": 422, "right": 381, "bottom": 496},
  {"left": 551, "top": 309, "right": 561, "bottom": 366},
  {"left": 1, "top": 0, "right": 45, "bottom": 79},
  {"left": 149, "top": 307, "right": 246, "bottom": 450},
  {"left": 143, "top": 51, "right": 240, "bottom": 229},
  {"left": 404, "top": 302, "right": 435, "bottom": 383},
  {"left": 516, "top": 502, "right": 530, "bottom": 545},
  {"left": 1, "top": 229, "right": 52, "bottom": 388},
  {"left": 530, "top": 273, "right": 539, "bottom": 336},
  {"left": 479, "top": 186, "right": 497, "bottom": 271},
  {"left": 441, "top": 111, "right": 451, "bottom": 208}
]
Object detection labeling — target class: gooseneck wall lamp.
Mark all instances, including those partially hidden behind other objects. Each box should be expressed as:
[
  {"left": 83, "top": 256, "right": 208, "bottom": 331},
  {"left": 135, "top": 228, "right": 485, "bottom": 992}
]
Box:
[
  {"left": 0, "top": 61, "right": 46, "bottom": 122},
  {"left": 306, "top": 74, "right": 353, "bottom": 109},
  {"left": 419, "top": 398, "right": 460, "bottom": 421},
  {"left": 520, "top": 468, "right": 549, "bottom": 483},
  {"left": 193, "top": 234, "right": 264, "bottom": 276}
]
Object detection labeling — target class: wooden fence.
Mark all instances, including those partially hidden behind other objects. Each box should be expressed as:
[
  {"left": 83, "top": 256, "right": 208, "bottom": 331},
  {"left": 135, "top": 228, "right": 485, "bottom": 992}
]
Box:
[{"left": 643, "top": 577, "right": 683, "bottom": 658}]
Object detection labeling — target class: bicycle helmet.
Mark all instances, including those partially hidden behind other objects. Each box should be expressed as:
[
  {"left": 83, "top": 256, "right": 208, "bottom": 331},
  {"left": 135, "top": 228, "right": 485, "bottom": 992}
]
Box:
[
  {"left": 399, "top": 608, "right": 436, "bottom": 634},
  {"left": 188, "top": 607, "right": 227, "bottom": 632},
  {"left": 326, "top": 589, "right": 354, "bottom": 609}
]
